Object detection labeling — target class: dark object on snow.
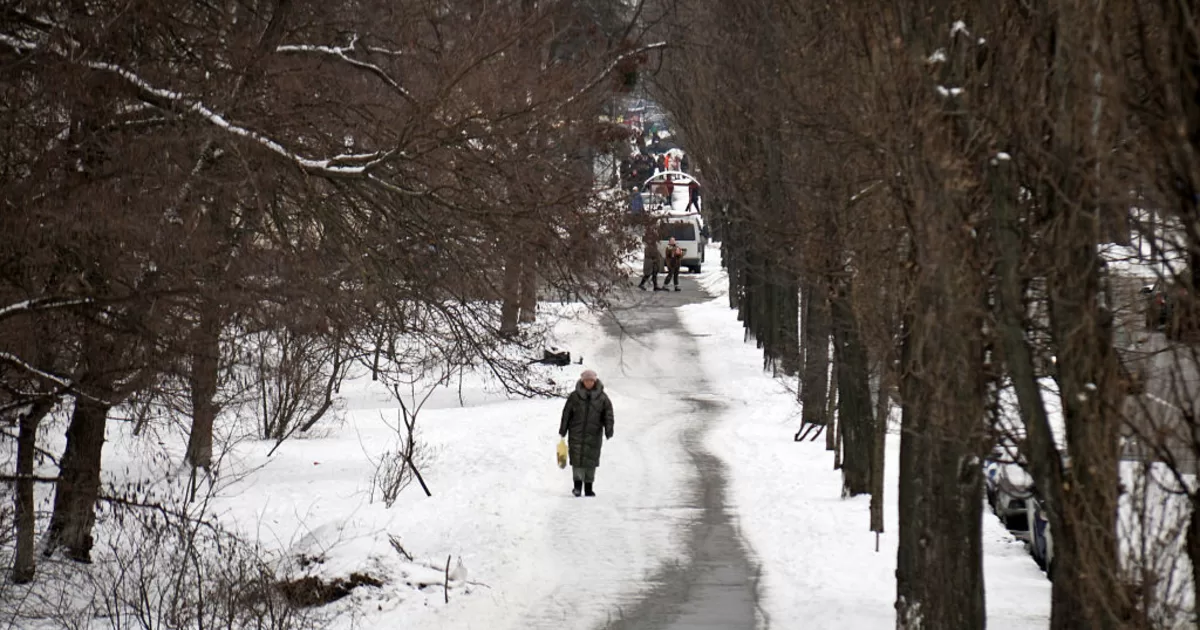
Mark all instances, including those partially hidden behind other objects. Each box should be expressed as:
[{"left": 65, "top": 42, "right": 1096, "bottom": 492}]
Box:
[
  {"left": 278, "top": 572, "right": 383, "bottom": 607},
  {"left": 794, "top": 423, "right": 825, "bottom": 441},
  {"left": 584, "top": 482, "right": 596, "bottom": 497},
  {"left": 534, "top": 349, "right": 571, "bottom": 366},
  {"left": 573, "top": 479, "right": 583, "bottom": 497}
]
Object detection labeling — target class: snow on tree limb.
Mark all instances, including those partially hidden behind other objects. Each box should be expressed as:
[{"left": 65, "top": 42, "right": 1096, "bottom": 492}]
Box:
[
  {"left": 0, "top": 32, "right": 37, "bottom": 52},
  {"left": 1, "top": 30, "right": 409, "bottom": 184},
  {"left": 85, "top": 60, "right": 390, "bottom": 177},
  {"left": 0, "top": 352, "right": 75, "bottom": 395},
  {"left": 0, "top": 297, "right": 94, "bottom": 322},
  {"left": 276, "top": 37, "right": 418, "bottom": 106}
]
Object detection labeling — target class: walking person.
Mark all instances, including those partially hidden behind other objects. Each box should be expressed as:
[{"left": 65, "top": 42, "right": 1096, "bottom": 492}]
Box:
[
  {"left": 685, "top": 180, "right": 701, "bottom": 213},
  {"left": 558, "top": 369, "right": 615, "bottom": 497},
  {"left": 664, "top": 237, "right": 684, "bottom": 291},
  {"left": 637, "top": 227, "right": 665, "bottom": 291}
]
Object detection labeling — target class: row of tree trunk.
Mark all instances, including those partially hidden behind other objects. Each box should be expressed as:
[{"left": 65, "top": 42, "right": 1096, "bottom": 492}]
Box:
[{"left": 647, "top": 0, "right": 1200, "bottom": 625}]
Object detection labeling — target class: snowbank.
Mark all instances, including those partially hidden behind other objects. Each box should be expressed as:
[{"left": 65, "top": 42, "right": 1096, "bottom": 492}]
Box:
[{"left": 678, "top": 246, "right": 1052, "bottom": 628}]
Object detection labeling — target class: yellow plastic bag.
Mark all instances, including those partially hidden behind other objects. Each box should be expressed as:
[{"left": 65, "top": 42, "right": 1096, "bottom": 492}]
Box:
[{"left": 556, "top": 438, "right": 568, "bottom": 469}]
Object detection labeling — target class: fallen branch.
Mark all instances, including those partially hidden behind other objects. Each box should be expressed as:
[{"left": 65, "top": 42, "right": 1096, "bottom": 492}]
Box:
[
  {"left": 388, "top": 534, "right": 413, "bottom": 562},
  {"left": 444, "top": 554, "right": 451, "bottom": 604},
  {"left": 0, "top": 473, "right": 59, "bottom": 483}
]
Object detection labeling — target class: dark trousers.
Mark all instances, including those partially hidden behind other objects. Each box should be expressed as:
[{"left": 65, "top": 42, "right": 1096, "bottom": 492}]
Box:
[
  {"left": 638, "top": 270, "right": 659, "bottom": 288},
  {"left": 664, "top": 266, "right": 681, "bottom": 287}
]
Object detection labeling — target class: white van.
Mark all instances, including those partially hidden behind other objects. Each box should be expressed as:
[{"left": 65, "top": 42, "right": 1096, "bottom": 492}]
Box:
[{"left": 657, "top": 213, "right": 705, "bottom": 274}]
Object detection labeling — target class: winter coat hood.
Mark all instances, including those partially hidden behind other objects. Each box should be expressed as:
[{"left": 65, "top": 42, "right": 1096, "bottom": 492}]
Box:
[{"left": 575, "top": 379, "right": 605, "bottom": 397}]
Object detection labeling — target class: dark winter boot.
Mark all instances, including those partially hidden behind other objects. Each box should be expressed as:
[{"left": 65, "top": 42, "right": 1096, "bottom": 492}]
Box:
[
  {"left": 674, "top": 286, "right": 681, "bottom": 291},
  {"left": 584, "top": 482, "right": 596, "bottom": 497},
  {"left": 572, "top": 479, "right": 583, "bottom": 497}
]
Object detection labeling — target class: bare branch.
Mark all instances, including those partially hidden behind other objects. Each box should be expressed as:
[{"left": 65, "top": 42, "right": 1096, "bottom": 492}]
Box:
[{"left": 276, "top": 37, "right": 419, "bottom": 106}]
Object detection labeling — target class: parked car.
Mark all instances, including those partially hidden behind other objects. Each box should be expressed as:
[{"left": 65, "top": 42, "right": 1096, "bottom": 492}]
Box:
[
  {"left": 986, "top": 460, "right": 1035, "bottom": 542},
  {"left": 1027, "top": 494, "right": 1054, "bottom": 577}
]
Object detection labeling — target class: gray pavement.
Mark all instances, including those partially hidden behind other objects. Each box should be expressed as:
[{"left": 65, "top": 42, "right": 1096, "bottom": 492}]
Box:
[{"left": 596, "top": 273, "right": 762, "bottom": 630}]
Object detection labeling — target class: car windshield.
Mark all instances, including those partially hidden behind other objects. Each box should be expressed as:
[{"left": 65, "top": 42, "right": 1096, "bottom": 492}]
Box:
[{"left": 661, "top": 223, "right": 696, "bottom": 241}]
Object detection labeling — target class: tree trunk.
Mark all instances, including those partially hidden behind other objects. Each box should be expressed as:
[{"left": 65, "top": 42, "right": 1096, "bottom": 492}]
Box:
[
  {"left": 776, "top": 271, "right": 801, "bottom": 375},
  {"left": 13, "top": 398, "right": 55, "bottom": 583},
  {"left": 1045, "top": 205, "right": 1128, "bottom": 630},
  {"left": 831, "top": 281, "right": 872, "bottom": 497},
  {"left": 801, "top": 280, "right": 831, "bottom": 428},
  {"left": 186, "top": 303, "right": 222, "bottom": 471},
  {"left": 1189, "top": 495, "right": 1200, "bottom": 625},
  {"left": 518, "top": 256, "right": 537, "bottom": 324},
  {"left": 869, "top": 361, "right": 890, "bottom": 534},
  {"left": 989, "top": 156, "right": 1120, "bottom": 629},
  {"left": 499, "top": 249, "right": 522, "bottom": 337},
  {"left": 826, "top": 351, "right": 839, "bottom": 451},
  {"left": 44, "top": 395, "right": 112, "bottom": 562},
  {"left": 895, "top": 284, "right": 986, "bottom": 630}
]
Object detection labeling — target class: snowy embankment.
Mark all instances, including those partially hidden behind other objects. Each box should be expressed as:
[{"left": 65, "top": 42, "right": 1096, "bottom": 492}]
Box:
[{"left": 677, "top": 246, "right": 1053, "bottom": 629}]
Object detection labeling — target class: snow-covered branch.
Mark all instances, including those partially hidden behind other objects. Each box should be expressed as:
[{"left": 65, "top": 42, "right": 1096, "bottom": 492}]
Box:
[
  {"left": 0, "top": 297, "right": 94, "bottom": 322},
  {"left": 0, "top": 351, "right": 75, "bottom": 393},
  {"left": 87, "top": 60, "right": 394, "bottom": 177},
  {"left": 0, "top": 32, "right": 38, "bottom": 53},
  {"left": 276, "top": 37, "right": 418, "bottom": 106},
  {"left": 3, "top": 29, "right": 408, "bottom": 182}
]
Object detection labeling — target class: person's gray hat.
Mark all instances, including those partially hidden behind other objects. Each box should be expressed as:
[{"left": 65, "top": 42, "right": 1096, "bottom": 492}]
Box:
[{"left": 581, "top": 369, "right": 598, "bottom": 380}]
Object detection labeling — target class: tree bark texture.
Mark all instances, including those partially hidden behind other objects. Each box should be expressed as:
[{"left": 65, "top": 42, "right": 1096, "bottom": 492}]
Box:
[
  {"left": 13, "top": 398, "right": 55, "bottom": 583},
  {"left": 1044, "top": 202, "right": 1128, "bottom": 630},
  {"left": 826, "top": 352, "right": 839, "bottom": 452},
  {"left": 186, "top": 303, "right": 222, "bottom": 471},
  {"left": 831, "top": 281, "right": 873, "bottom": 497},
  {"left": 518, "top": 256, "right": 538, "bottom": 324},
  {"left": 45, "top": 394, "right": 112, "bottom": 562},
  {"left": 870, "top": 361, "right": 890, "bottom": 534},
  {"left": 499, "top": 248, "right": 522, "bottom": 337},
  {"left": 801, "top": 280, "right": 831, "bottom": 428},
  {"left": 895, "top": 284, "right": 986, "bottom": 630}
]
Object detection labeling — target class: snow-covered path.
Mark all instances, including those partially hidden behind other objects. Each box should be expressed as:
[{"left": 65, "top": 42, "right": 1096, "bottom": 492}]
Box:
[
  {"left": 592, "top": 285, "right": 760, "bottom": 630},
  {"left": 408, "top": 272, "right": 748, "bottom": 630},
  {"left": 193, "top": 245, "right": 1049, "bottom": 630}
]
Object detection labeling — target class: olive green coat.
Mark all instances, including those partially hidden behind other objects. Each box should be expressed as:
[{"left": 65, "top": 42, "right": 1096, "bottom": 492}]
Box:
[{"left": 558, "top": 380, "right": 615, "bottom": 468}]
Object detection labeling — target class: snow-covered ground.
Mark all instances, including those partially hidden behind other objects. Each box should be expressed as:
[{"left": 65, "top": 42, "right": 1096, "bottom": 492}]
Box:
[
  {"left": 678, "top": 248, "right": 1053, "bottom": 629},
  {"left": 199, "top": 302, "right": 705, "bottom": 630},
  {"left": 7, "top": 243, "right": 1064, "bottom": 630}
]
